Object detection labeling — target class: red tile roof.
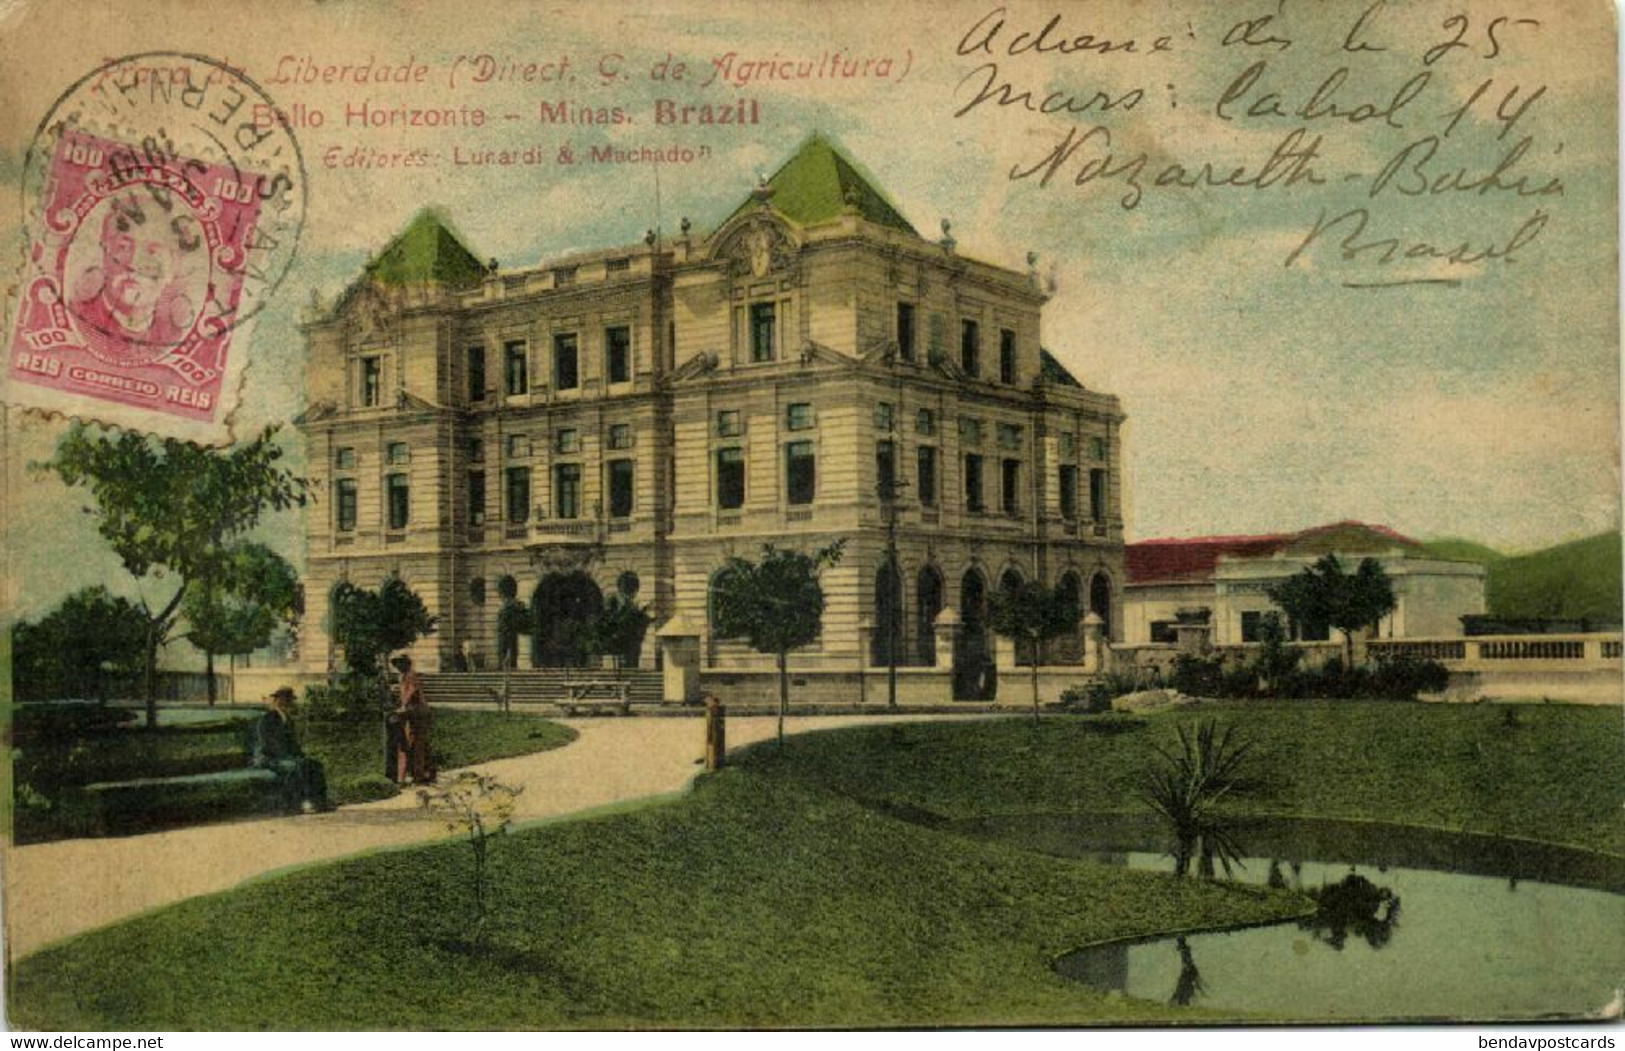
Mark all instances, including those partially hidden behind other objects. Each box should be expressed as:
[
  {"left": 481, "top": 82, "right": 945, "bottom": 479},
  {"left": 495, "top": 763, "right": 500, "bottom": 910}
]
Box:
[{"left": 1125, "top": 521, "right": 1419, "bottom": 585}]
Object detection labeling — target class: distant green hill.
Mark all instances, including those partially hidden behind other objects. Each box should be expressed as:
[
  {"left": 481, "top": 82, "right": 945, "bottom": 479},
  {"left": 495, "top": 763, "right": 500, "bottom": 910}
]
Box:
[
  {"left": 1484, "top": 532, "right": 1622, "bottom": 622},
  {"left": 1419, "top": 538, "right": 1505, "bottom": 564}
]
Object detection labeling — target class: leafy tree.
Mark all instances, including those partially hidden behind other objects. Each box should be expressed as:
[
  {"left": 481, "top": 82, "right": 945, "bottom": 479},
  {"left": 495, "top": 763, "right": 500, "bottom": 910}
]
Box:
[
  {"left": 711, "top": 540, "right": 845, "bottom": 748},
  {"left": 180, "top": 542, "right": 300, "bottom": 705},
  {"left": 591, "top": 593, "right": 651, "bottom": 672},
  {"left": 11, "top": 587, "right": 148, "bottom": 702},
  {"left": 987, "top": 578, "right": 1080, "bottom": 723},
  {"left": 40, "top": 424, "right": 308, "bottom": 727},
  {"left": 494, "top": 575, "right": 526, "bottom": 670},
  {"left": 1267, "top": 554, "right": 1396, "bottom": 669},
  {"left": 329, "top": 576, "right": 438, "bottom": 678}
]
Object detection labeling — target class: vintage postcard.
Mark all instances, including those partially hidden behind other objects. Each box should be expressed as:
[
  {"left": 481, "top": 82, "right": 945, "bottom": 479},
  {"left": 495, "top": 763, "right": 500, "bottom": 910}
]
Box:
[{"left": 0, "top": 0, "right": 1619, "bottom": 1033}]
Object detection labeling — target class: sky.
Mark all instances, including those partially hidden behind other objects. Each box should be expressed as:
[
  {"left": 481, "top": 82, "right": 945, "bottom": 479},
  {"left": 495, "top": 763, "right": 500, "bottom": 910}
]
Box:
[{"left": 0, "top": 0, "right": 1618, "bottom": 620}]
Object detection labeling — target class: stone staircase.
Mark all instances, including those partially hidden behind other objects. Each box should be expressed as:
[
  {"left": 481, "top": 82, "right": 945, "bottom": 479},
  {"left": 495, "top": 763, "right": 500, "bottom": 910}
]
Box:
[{"left": 419, "top": 670, "right": 664, "bottom": 709}]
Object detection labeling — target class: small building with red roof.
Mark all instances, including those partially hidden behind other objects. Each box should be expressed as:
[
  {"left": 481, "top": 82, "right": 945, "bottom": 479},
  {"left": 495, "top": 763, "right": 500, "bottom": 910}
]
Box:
[{"left": 1122, "top": 521, "right": 1486, "bottom": 646}]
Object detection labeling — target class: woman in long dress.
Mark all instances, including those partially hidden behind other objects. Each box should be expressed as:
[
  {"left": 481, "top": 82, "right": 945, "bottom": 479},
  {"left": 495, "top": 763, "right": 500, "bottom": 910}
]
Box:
[{"left": 392, "top": 655, "right": 435, "bottom": 784}]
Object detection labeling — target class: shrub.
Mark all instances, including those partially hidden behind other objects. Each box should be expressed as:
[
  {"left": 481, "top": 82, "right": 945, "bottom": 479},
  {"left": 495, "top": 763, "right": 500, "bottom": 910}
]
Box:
[
  {"left": 334, "top": 773, "right": 398, "bottom": 805},
  {"left": 11, "top": 703, "right": 136, "bottom": 743},
  {"left": 302, "top": 680, "right": 383, "bottom": 724},
  {"left": 1369, "top": 656, "right": 1451, "bottom": 699},
  {"left": 1170, "top": 654, "right": 1226, "bottom": 697},
  {"left": 1056, "top": 684, "right": 1113, "bottom": 714}
]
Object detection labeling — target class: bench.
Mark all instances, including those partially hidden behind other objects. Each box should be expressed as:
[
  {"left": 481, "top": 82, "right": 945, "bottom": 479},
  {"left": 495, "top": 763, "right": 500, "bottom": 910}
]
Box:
[
  {"left": 82, "top": 767, "right": 283, "bottom": 835},
  {"left": 559, "top": 681, "right": 631, "bottom": 716}
]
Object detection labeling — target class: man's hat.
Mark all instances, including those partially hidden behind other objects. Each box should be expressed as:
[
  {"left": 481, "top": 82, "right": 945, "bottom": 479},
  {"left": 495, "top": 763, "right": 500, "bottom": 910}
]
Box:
[{"left": 269, "top": 686, "right": 297, "bottom": 704}]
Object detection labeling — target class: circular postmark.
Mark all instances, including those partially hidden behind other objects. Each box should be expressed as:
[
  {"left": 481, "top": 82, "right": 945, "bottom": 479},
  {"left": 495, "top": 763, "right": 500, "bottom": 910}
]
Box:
[{"left": 14, "top": 52, "right": 306, "bottom": 381}]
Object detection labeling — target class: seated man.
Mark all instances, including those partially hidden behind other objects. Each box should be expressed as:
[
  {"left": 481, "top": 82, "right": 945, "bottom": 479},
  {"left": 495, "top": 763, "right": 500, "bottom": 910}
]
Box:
[{"left": 251, "top": 687, "right": 329, "bottom": 814}]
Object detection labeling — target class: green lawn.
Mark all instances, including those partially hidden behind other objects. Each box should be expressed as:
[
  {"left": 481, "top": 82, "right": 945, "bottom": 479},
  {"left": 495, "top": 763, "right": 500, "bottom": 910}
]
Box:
[
  {"left": 9, "top": 701, "right": 1620, "bottom": 1029},
  {"left": 730, "top": 702, "right": 1625, "bottom": 855},
  {"left": 306, "top": 710, "right": 578, "bottom": 805},
  {"left": 732, "top": 702, "right": 1625, "bottom": 854}
]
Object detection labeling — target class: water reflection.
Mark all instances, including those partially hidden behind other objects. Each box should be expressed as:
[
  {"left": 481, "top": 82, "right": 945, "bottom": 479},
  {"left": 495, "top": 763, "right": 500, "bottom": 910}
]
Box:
[
  {"left": 1170, "top": 936, "right": 1204, "bottom": 1007},
  {"left": 1301, "top": 872, "right": 1401, "bottom": 951}
]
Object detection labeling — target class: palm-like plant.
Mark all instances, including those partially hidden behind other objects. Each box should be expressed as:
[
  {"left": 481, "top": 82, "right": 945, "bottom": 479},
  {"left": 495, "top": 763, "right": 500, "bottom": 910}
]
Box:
[{"left": 1141, "top": 719, "right": 1257, "bottom": 878}]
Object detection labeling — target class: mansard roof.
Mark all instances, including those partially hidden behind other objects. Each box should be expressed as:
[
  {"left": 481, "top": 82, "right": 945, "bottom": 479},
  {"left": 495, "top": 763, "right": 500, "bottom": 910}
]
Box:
[
  {"left": 361, "top": 209, "right": 486, "bottom": 290},
  {"left": 718, "top": 133, "right": 917, "bottom": 235},
  {"left": 1040, "top": 349, "right": 1084, "bottom": 388}
]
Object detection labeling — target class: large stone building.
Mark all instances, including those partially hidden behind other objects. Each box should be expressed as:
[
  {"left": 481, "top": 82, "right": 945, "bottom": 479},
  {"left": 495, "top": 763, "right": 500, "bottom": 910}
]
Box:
[{"left": 295, "top": 135, "right": 1125, "bottom": 696}]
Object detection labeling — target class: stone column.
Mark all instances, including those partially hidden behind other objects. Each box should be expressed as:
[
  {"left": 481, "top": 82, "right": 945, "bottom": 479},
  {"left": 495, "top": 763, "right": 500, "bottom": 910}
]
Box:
[
  {"left": 1173, "top": 608, "right": 1213, "bottom": 655},
  {"left": 655, "top": 614, "right": 703, "bottom": 705},
  {"left": 932, "top": 607, "right": 961, "bottom": 672},
  {"left": 1082, "top": 611, "right": 1106, "bottom": 673}
]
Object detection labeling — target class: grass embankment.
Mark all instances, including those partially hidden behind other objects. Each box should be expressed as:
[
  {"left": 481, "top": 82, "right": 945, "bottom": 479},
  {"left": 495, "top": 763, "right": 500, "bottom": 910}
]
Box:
[
  {"left": 13, "top": 710, "right": 576, "bottom": 842},
  {"left": 731, "top": 701, "right": 1625, "bottom": 855},
  {"left": 10, "top": 761, "right": 1305, "bottom": 1029},
  {"left": 11, "top": 701, "right": 1618, "bottom": 1028}
]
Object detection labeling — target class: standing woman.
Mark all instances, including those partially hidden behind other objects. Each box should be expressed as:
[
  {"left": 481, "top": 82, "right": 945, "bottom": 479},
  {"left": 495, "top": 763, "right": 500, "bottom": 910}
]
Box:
[{"left": 392, "top": 655, "right": 436, "bottom": 784}]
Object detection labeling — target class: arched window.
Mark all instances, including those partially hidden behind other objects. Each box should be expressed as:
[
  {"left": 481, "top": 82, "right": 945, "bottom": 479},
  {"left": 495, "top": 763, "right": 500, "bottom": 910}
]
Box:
[
  {"left": 1090, "top": 571, "right": 1113, "bottom": 642},
  {"left": 916, "top": 566, "right": 944, "bottom": 666},
  {"left": 871, "top": 561, "right": 903, "bottom": 666}
]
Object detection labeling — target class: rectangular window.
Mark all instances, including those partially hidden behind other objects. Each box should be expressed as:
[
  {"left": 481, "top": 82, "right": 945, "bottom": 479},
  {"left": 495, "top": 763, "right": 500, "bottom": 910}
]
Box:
[
  {"left": 1241, "top": 611, "right": 1265, "bottom": 643},
  {"left": 387, "top": 441, "right": 409, "bottom": 465},
  {"left": 1058, "top": 432, "right": 1076, "bottom": 459},
  {"left": 466, "top": 346, "right": 486, "bottom": 402},
  {"left": 335, "top": 447, "right": 356, "bottom": 469},
  {"left": 960, "top": 319, "right": 980, "bottom": 376},
  {"left": 504, "top": 341, "right": 528, "bottom": 395},
  {"left": 386, "top": 473, "right": 410, "bottom": 530},
  {"left": 468, "top": 470, "right": 486, "bottom": 527},
  {"left": 916, "top": 408, "right": 935, "bottom": 436},
  {"left": 1000, "top": 328, "right": 1017, "bottom": 385},
  {"left": 1001, "top": 458, "right": 1021, "bottom": 515},
  {"left": 1059, "top": 464, "right": 1079, "bottom": 519},
  {"left": 605, "top": 326, "right": 631, "bottom": 384},
  {"left": 716, "top": 410, "right": 742, "bottom": 437},
  {"left": 786, "top": 441, "right": 816, "bottom": 505},
  {"left": 608, "top": 459, "right": 634, "bottom": 518},
  {"left": 897, "top": 303, "right": 916, "bottom": 360},
  {"left": 505, "top": 467, "right": 531, "bottom": 524},
  {"left": 997, "top": 423, "right": 1022, "bottom": 450},
  {"left": 336, "top": 478, "right": 357, "bottom": 531},
  {"left": 928, "top": 313, "right": 945, "bottom": 360},
  {"left": 1090, "top": 435, "right": 1108, "bottom": 460},
  {"left": 554, "top": 332, "right": 579, "bottom": 391},
  {"left": 469, "top": 437, "right": 484, "bottom": 463},
  {"left": 964, "top": 453, "right": 984, "bottom": 512},
  {"left": 916, "top": 445, "right": 937, "bottom": 507},
  {"left": 1150, "top": 620, "right": 1178, "bottom": 645},
  {"left": 608, "top": 423, "right": 632, "bottom": 450},
  {"left": 555, "top": 428, "right": 579, "bottom": 454},
  {"left": 716, "top": 448, "right": 745, "bottom": 510},
  {"left": 507, "top": 434, "right": 530, "bottom": 459},
  {"left": 876, "top": 440, "right": 897, "bottom": 499},
  {"left": 750, "top": 301, "right": 776, "bottom": 362},
  {"left": 554, "top": 463, "right": 581, "bottom": 519},
  {"left": 958, "top": 416, "right": 982, "bottom": 446},
  {"left": 360, "top": 356, "right": 381, "bottom": 407},
  {"left": 1090, "top": 467, "right": 1107, "bottom": 521},
  {"left": 875, "top": 402, "right": 894, "bottom": 433},
  {"left": 786, "top": 402, "right": 813, "bottom": 431}
]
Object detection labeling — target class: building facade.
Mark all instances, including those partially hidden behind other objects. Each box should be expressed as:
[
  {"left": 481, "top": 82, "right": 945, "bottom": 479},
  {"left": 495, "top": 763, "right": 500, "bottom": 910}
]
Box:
[
  {"left": 1121, "top": 521, "right": 1487, "bottom": 646},
  {"left": 295, "top": 136, "right": 1126, "bottom": 694}
]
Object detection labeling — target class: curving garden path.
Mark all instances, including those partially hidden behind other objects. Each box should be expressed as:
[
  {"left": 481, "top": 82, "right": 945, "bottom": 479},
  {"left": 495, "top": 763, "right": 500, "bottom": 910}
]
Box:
[{"left": 4, "top": 712, "right": 976, "bottom": 960}]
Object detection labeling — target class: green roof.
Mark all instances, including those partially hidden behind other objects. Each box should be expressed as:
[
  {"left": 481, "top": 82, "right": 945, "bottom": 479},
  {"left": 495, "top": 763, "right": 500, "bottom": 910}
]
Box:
[
  {"left": 363, "top": 209, "right": 485, "bottom": 289},
  {"left": 1040, "top": 349, "right": 1083, "bottom": 388},
  {"left": 719, "top": 133, "right": 916, "bottom": 235}
]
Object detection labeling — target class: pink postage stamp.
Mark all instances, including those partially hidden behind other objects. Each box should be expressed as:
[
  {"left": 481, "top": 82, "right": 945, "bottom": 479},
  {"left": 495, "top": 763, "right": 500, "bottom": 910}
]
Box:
[{"left": 7, "top": 128, "right": 263, "bottom": 424}]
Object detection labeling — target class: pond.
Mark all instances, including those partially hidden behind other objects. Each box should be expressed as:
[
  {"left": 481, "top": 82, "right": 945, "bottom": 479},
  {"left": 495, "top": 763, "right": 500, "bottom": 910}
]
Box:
[{"left": 952, "top": 813, "right": 1624, "bottom": 1022}]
